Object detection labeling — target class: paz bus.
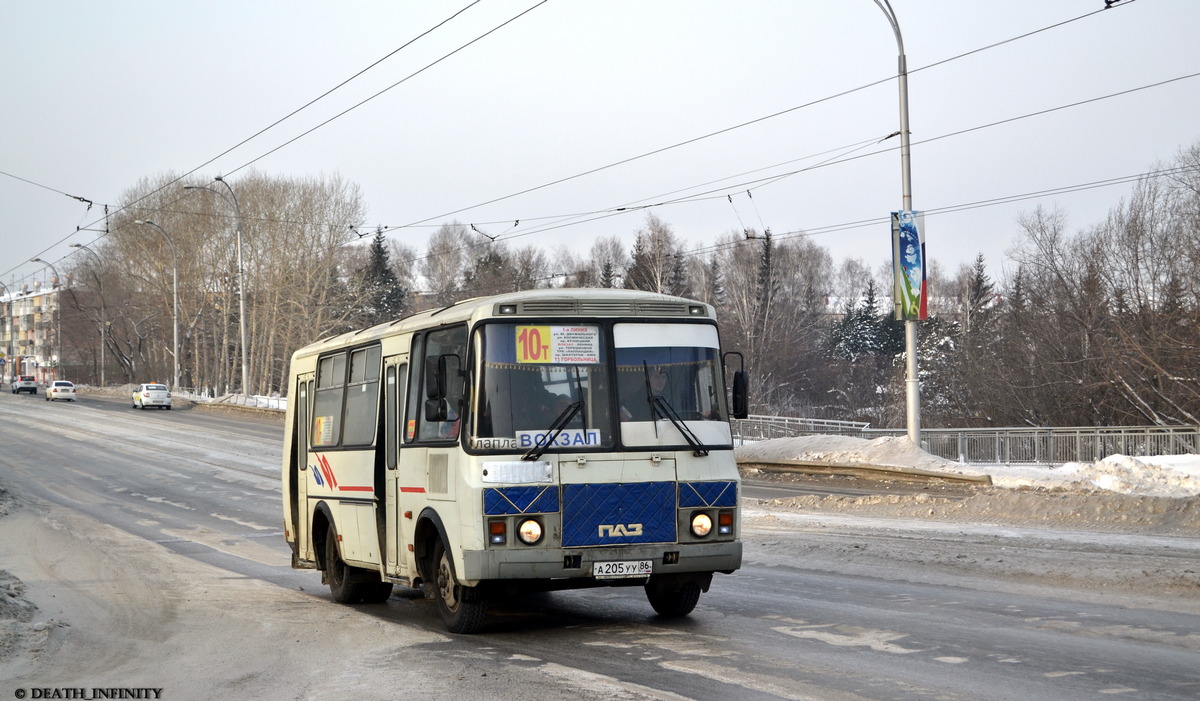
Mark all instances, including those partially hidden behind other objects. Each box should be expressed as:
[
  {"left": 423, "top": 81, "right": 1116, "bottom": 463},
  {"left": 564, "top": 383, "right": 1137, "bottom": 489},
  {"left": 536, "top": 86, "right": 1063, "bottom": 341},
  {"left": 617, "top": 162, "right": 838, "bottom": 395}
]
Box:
[{"left": 281, "top": 288, "right": 748, "bottom": 633}]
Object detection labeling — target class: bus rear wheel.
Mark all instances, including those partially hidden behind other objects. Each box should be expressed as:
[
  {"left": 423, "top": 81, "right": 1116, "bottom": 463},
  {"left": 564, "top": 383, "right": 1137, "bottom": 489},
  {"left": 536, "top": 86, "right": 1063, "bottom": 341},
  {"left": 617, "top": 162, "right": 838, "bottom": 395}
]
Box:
[
  {"left": 644, "top": 575, "right": 702, "bottom": 618},
  {"left": 325, "top": 524, "right": 370, "bottom": 604},
  {"left": 431, "top": 539, "right": 487, "bottom": 634}
]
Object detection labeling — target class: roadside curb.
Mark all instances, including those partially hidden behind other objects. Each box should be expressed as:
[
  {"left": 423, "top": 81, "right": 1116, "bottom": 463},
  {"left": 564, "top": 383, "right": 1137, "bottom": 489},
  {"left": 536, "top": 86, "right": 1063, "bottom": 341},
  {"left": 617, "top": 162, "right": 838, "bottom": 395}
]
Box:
[{"left": 739, "top": 459, "right": 994, "bottom": 485}]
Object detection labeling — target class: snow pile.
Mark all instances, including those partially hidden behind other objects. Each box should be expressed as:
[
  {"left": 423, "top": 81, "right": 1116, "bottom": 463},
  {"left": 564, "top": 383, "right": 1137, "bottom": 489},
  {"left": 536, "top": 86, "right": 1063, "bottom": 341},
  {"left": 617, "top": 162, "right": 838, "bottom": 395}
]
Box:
[
  {"left": 737, "top": 435, "right": 986, "bottom": 477},
  {"left": 1057, "top": 454, "right": 1200, "bottom": 498},
  {"left": 736, "top": 435, "right": 1200, "bottom": 498}
]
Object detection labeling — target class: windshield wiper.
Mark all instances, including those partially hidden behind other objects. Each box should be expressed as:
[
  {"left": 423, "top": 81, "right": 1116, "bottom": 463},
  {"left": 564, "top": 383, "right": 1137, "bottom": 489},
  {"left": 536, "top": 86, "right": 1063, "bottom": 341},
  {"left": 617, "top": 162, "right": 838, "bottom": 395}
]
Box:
[
  {"left": 521, "top": 401, "right": 583, "bottom": 461},
  {"left": 641, "top": 362, "right": 709, "bottom": 457},
  {"left": 650, "top": 395, "right": 710, "bottom": 457}
]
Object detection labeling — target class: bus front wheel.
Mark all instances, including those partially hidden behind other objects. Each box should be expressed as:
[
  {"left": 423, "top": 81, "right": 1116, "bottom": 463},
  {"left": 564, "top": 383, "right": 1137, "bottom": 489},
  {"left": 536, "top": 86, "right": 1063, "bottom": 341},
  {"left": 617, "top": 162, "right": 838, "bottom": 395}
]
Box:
[
  {"left": 431, "top": 539, "right": 487, "bottom": 634},
  {"left": 644, "top": 574, "right": 702, "bottom": 618}
]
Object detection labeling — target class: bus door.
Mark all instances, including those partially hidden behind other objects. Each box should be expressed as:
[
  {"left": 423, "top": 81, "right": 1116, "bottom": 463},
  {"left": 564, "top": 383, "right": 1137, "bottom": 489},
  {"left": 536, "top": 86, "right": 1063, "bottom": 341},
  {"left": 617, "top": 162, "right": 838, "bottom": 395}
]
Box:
[
  {"left": 399, "top": 326, "right": 467, "bottom": 566},
  {"left": 294, "top": 373, "right": 315, "bottom": 561},
  {"left": 383, "top": 357, "right": 410, "bottom": 576}
]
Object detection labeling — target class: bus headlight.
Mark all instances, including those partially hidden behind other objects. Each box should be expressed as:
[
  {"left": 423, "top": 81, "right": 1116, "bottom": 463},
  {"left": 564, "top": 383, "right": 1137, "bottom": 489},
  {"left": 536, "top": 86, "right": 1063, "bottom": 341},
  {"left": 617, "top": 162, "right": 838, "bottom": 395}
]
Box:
[
  {"left": 517, "top": 518, "right": 543, "bottom": 545},
  {"left": 690, "top": 512, "right": 713, "bottom": 538}
]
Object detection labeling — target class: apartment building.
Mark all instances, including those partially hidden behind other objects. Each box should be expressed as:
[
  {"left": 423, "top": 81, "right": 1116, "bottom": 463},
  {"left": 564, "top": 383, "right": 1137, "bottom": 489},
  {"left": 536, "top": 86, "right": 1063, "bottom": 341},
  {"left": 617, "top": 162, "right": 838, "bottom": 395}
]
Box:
[{"left": 1, "top": 279, "right": 62, "bottom": 385}]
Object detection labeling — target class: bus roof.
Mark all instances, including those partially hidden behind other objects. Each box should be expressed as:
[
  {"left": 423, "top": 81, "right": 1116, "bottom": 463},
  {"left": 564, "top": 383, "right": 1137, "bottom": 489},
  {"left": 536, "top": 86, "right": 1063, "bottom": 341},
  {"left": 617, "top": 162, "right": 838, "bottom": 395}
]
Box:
[{"left": 291, "top": 288, "right": 714, "bottom": 361}]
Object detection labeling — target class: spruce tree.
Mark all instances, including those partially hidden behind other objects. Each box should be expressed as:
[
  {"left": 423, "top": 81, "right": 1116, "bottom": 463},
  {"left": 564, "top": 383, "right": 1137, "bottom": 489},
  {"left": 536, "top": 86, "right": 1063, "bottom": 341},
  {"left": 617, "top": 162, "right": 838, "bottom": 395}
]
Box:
[{"left": 357, "top": 228, "right": 408, "bottom": 326}]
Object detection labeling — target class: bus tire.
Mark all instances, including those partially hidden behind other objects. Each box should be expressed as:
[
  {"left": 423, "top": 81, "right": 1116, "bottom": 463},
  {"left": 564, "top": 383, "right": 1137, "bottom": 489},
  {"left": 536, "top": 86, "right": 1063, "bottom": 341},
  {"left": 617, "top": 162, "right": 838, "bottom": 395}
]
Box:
[
  {"left": 644, "top": 575, "right": 702, "bottom": 618},
  {"left": 325, "top": 524, "right": 366, "bottom": 604},
  {"left": 431, "top": 539, "right": 487, "bottom": 634}
]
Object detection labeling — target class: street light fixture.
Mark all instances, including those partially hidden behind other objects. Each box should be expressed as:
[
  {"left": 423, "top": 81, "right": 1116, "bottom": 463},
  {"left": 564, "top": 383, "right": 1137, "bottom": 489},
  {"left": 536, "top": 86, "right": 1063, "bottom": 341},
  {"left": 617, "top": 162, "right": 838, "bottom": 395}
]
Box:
[
  {"left": 133, "top": 220, "right": 180, "bottom": 392},
  {"left": 184, "top": 177, "right": 249, "bottom": 396},
  {"left": 69, "top": 243, "right": 108, "bottom": 387},
  {"left": 30, "top": 258, "right": 63, "bottom": 383},
  {"left": 873, "top": 0, "right": 921, "bottom": 445}
]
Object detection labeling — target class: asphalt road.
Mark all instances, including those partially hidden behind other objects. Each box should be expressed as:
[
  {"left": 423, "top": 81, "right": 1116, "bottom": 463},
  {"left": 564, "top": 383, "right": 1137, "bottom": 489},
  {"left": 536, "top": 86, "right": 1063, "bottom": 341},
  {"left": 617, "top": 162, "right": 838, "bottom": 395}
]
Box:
[{"left": 2, "top": 389, "right": 1197, "bottom": 700}]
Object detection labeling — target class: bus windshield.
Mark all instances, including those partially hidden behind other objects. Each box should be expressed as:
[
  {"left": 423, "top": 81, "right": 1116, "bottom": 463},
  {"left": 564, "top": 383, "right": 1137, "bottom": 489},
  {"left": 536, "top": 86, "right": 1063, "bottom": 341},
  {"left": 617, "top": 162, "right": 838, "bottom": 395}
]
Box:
[
  {"left": 473, "top": 323, "right": 613, "bottom": 451},
  {"left": 613, "top": 322, "right": 729, "bottom": 449},
  {"left": 471, "top": 321, "right": 730, "bottom": 452}
]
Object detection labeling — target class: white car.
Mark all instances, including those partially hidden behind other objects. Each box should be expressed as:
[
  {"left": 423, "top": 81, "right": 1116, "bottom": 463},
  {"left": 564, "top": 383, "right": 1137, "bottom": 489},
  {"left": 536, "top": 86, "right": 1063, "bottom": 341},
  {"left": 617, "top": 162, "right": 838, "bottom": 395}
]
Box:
[
  {"left": 46, "top": 380, "right": 77, "bottom": 401},
  {"left": 133, "top": 383, "right": 172, "bottom": 410},
  {"left": 11, "top": 375, "right": 37, "bottom": 394}
]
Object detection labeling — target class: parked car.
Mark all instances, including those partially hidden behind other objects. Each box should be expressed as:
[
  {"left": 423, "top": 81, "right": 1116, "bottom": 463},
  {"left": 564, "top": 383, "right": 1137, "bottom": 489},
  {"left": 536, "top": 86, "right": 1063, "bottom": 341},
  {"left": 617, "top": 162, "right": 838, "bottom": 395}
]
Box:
[
  {"left": 11, "top": 375, "right": 37, "bottom": 394},
  {"left": 132, "top": 383, "right": 172, "bottom": 410},
  {"left": 46, "top": 380, "right": 77, "bottom": 401}
]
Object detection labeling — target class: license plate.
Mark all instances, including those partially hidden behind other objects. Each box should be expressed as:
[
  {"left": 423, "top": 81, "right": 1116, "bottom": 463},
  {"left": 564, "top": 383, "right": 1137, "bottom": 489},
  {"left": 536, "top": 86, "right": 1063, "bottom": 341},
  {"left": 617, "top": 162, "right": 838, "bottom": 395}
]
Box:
[{"left": 592, "top": 560, "right": 652, "bottom": 579}]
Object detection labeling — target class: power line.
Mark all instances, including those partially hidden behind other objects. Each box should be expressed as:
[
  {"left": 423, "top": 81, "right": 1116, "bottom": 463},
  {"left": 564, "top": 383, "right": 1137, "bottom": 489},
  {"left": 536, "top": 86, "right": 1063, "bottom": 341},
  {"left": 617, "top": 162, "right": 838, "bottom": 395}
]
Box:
[
  {"left": 370, "top": 66, "right": 1199, "bottom": 256},
  {"left": 189, "top": 1, "right": 483, "bottom": 181},
  {"left": 221, "top": 0, "right": 552, "bottom": 178},
  {"left": 10, "top": 1, "right": 1154, "bottom": 281},
  {"left": 394, "top": 5, "right": 1117, "bottom": 229},
  {"left": 4, "top": 2, "right": 511, "bottom": 279},
  {"left": 685, "top": 163, "right": 1200, "bottom": 261}
]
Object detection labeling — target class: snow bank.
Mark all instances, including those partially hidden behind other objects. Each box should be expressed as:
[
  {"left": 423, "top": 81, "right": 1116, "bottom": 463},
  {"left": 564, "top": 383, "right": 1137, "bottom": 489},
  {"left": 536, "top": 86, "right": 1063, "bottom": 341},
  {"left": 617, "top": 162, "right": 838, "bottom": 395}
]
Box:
[{"left": 736, "top": 436, "right": 1200, "bottom": 498}]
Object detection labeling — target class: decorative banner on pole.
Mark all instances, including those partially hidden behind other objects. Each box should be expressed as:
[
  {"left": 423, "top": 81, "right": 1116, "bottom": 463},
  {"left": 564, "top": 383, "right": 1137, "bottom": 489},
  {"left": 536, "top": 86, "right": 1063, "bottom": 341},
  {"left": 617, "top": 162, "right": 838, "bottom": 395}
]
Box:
[{"left": 892, "top": 210, "right": 928, "bottom": 320}]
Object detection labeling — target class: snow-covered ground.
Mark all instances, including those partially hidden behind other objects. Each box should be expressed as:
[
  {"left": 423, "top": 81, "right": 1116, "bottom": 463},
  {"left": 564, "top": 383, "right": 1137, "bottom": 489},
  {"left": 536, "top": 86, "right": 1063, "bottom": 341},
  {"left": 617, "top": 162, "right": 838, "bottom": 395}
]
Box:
[{"left": 736, "top": 435, "right": 1200, "bottom": 498}]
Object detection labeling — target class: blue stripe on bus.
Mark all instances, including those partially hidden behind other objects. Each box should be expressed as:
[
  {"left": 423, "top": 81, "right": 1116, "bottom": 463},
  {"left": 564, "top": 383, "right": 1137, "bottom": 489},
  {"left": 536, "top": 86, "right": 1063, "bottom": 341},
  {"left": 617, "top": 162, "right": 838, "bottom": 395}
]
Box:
[
  {"left": 483, "top": 486, "right": 560, "bottom": 515},
  {"left": 678, "top": 480, "right": 738, "bottom": 508}
]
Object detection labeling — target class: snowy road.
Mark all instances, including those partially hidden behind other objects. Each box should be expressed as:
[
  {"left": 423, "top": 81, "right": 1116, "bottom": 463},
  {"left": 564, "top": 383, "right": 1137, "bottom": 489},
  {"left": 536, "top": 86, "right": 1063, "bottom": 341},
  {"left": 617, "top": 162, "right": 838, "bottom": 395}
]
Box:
[{"left": 1, "top": 390, "right": 1198, "bottom": 700}]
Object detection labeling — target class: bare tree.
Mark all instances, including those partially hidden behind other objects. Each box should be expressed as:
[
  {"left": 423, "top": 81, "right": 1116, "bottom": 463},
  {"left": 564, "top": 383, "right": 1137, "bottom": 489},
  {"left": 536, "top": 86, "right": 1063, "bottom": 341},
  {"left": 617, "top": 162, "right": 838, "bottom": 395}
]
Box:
[
  {"left": 420, "top": 222, "right": 473, "bottom": 306},
  {"left": 625, "top": 214, "right": 682, "bottom": 294}
]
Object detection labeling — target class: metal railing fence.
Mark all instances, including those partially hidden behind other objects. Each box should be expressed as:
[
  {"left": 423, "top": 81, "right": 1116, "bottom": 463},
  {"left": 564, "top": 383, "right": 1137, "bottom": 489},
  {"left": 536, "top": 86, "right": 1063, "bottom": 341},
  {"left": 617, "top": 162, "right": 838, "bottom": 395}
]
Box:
[
  {"left": 733, "top": 415, "right": 870, "bottom": 441},
  {"left": 731, "top": 417, "right": 1200, "bottom": 466}
]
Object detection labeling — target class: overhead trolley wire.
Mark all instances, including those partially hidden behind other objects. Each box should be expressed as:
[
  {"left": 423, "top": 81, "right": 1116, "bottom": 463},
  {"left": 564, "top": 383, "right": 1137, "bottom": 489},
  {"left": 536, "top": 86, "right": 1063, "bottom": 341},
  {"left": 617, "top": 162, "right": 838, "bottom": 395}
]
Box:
[
  {"left": 394, "top": 5, "right": 1117, "bottom": 229},
  {"left": 11, "top": 1, "right": 1143, "bottom": 280},
  {"left": 221, "top": 0, "right": 552, "bottom": 178},
  {"left": 4, "top": 1, "right": 514, "bottom": 278}
]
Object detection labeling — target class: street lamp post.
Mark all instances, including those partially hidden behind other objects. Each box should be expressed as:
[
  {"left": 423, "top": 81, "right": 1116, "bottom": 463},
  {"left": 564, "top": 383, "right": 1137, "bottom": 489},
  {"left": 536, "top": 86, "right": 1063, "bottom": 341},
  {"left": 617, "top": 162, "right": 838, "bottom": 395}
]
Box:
[
  {"left": 874, "top": 0, "right": 921, "bottom": 445},
  {"left": 30, "top": 258, "right": 63, "bottom": 383},
  {"left": 133, "top": 220, "right": 180, "bottom": 392},
  {"left": 184, "top": 177, "right": 249, "bottom": 397},
  {"left": 69, "top": 243, "right": 107, "bottom": 387}
]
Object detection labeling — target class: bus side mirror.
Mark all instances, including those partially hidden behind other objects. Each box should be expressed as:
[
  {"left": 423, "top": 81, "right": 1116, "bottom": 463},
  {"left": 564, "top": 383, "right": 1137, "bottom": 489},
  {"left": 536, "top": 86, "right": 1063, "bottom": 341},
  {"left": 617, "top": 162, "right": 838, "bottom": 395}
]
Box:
[
  {"left": 731, "top": 370, "right": 749, "bottom": 420},
  {"left": 425, "top": 398, "right": 450, "bottom": 422},
  {"left": 425, "top": 354, "right": 462, "bottom": 400},
  {"left": 425, "top": 357, "right": 444, "bottom": 399},
  {"left": 722, "top": 351, "right": 749, "bottom": 420}
]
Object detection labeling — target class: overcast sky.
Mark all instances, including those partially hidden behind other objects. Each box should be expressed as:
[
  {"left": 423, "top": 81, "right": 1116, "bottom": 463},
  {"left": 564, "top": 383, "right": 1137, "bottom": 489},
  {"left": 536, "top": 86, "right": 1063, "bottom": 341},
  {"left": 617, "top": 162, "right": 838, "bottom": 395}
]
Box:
[{"left": 3, "top": 0, "right": 1198, "bottom": 294}]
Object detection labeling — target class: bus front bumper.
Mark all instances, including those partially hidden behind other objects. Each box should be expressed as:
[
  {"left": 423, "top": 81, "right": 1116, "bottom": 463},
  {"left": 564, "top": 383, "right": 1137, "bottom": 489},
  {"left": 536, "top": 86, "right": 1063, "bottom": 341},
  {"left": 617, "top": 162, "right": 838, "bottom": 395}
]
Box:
[{"left": 460, "top": 541, "right": 742, "bottom": 583}]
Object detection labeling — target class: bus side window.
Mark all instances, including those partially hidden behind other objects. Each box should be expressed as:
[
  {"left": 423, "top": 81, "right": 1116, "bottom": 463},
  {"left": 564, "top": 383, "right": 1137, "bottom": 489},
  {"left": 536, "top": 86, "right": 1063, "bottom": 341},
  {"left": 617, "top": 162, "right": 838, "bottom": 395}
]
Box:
[
  {"left": 385, "top": 364, "right": 406, "bottom": 469},
  {"left": 312, "top": 353, "right": 346, "bottom": 446},
  {"left": 343, "top": 345, "right": 382, "bottom": 446}
]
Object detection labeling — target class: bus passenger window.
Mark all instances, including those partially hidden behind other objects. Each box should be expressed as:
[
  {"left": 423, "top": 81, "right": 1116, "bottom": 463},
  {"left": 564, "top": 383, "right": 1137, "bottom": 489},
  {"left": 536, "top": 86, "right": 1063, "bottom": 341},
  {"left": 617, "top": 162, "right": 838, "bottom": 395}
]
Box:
[
  {"left": 312, "top": 353, "right": 346, "bottom": 446},
  {"left": 343, "top": 345, "right": 381, "bottom": 446}
]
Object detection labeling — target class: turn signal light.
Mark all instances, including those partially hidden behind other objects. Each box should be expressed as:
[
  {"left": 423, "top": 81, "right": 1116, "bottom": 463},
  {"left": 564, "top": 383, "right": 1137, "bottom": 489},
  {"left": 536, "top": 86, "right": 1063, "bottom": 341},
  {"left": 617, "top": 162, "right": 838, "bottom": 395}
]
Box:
[{"left": 489, "top": 520, "right": 506, "bottom": 545}]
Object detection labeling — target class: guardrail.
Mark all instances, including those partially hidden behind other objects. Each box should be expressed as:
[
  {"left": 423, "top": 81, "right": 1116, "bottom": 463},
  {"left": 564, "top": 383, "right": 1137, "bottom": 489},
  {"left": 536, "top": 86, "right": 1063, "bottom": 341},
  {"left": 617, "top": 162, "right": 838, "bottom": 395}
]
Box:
[
  {"left": 732, "top": 415, "right": 869, "bottom": 441},
  {"left": 731, "top": 416, "right": 1200, "bottom": 466},
  {"left": 175, "top": 388, "right": 288, "bottom": 411}
]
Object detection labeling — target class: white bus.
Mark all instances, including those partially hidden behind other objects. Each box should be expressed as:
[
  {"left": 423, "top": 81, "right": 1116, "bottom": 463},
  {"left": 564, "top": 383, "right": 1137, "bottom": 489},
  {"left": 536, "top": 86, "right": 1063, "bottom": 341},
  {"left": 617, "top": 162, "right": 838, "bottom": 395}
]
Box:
[{"left": 281, "top": 288, "right": 748, "bottom": 633}]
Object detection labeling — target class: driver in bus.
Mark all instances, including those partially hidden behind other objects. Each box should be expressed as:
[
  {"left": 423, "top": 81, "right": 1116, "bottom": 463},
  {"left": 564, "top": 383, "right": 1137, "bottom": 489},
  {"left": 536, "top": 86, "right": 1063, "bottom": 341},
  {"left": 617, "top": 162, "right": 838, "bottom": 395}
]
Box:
[{"left": 620, "top": 366, "right": 668, "bottom": 421}]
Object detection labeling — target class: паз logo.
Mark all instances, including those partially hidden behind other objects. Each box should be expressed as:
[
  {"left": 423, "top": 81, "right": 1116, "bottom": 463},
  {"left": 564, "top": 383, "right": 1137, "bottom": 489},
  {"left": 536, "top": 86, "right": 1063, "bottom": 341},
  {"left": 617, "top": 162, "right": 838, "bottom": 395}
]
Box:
[{"left": 598, "top": 523, "right": 643, "bottom": 537}]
